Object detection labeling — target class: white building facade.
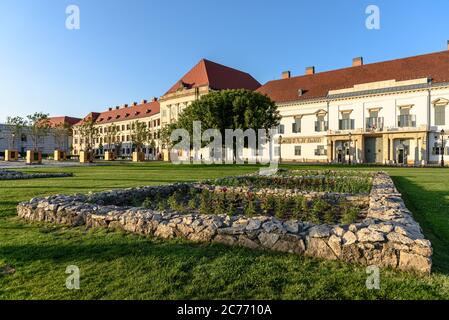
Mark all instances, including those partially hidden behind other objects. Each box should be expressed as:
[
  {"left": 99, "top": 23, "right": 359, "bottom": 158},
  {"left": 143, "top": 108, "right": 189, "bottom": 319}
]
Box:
[{"left": 259, "top": 48, "right": 449, "bottom": 165}]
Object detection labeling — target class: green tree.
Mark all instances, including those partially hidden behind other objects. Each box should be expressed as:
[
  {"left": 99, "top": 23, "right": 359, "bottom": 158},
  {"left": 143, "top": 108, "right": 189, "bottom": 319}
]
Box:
[
  {"left": 165, "top": 89, "right": 280, "bottom": 152},
  {"left": 78, "top": 119, "right": 98, "bottom": 154},
  {"left": 53, "top": 122, "right": 71, "bottom": 152},
  {"left": 5, "top": 116, "right": 26, "bottom": 150},
  {"left": 26, "top": 112, "right": 51, "bottom": 151},
  {"left": 130, "top": 120, "right": 148, "bottom": 152}
]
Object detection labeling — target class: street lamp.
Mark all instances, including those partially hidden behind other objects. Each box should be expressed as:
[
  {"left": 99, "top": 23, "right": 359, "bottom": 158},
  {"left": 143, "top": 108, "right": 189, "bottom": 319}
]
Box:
[
  {"left": 348, "top": 132, "right": 352, "bottom": 165},
  {"left": 441, "top": 129, "right": 445, "bottom": 167}
]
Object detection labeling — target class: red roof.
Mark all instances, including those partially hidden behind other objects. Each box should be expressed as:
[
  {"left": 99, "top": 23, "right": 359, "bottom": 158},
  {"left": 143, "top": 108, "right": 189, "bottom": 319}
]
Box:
[
  {"left": 47, "top": 116, "right": 81, "bottom": 127},
  {"left": 257, "top": 50, "right": 449, "bottom": 103},
  {"left": 164, "top": 59, "right": 261, "bottom": 95},
  {"left": 75, "top": 100, "right": 160, "bottom": 126}
]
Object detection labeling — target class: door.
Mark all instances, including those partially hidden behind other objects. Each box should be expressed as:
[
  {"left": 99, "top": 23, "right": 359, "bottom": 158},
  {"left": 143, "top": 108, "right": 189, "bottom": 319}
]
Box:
[{"left": 364, "top": 137, "right": 383, "bottom": 163}]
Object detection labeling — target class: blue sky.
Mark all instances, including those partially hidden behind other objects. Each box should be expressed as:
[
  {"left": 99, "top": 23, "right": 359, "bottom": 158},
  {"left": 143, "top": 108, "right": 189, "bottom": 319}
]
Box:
[{"left": 0, "top": 0, "right": 448, "bottom": 121}]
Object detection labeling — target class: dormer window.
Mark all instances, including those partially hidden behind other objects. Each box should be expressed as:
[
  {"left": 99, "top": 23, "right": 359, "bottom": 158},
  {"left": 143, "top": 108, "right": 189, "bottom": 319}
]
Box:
[{"left": 298, "top": 89, "right": 304, "bottom": 97}]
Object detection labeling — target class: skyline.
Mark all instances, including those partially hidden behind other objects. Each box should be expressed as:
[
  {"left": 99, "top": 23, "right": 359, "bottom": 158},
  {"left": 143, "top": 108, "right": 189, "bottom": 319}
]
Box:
[{"left": 1, "top": 0, "right": 449, "bottom": 121}]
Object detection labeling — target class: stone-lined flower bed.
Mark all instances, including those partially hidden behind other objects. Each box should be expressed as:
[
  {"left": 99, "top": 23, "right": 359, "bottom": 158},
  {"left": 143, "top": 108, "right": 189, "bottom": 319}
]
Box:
[
  {"left": 0, "top": 170, "right": 73, "bottom": 180},
  {"left": 16, "top": 172, "right": 432, "bottom": 273}
]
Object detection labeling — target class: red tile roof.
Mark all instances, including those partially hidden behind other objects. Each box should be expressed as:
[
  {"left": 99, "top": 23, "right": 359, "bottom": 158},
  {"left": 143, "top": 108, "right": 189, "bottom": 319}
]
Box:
[
  {"left": 257, "top": 50, "right": 449, "bottom": 103},
  {"left": 164, "top": 59, "right": 261, "bottom": 95},
  {"left": 47, "top": 116, "right": 82, "bottom": 127},
  {"left": 75, "top": 100, "right": 160, "bottom": 126}
]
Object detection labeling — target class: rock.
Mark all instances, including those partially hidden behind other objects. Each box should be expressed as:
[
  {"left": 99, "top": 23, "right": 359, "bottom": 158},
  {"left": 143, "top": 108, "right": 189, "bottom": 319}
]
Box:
[
  {"left": 262, "top": 221, "right": 285, "bottom": 234},
  {"left": 368, "top": 223, "right": 393, "bottom": 233},
  {"left": 309, "top": 225, "right": 331, "bottom": 238},
  {"left": 306, "top": 237, "right": 337, "bottom": 260},
  {"left": 283, "top": 220, "right": 300, "bottom": 234},
  {"left": 213, "top": 234, "right": 237, "bottom": 246},
  {"left": 246, "top": 219, "right": 262, "bottom": 232},
  {"left": 399, "top": 251, "right": 432, "bottom": 274},
  {"left": 386, "top": 232, "right": 414, "bottom": 245},
  {"left": 258, "top": 232, "right": 280, "bottom": 248},
  {"left": 342, "top": 231, "right": 357, "bottom": 245},
  {"left": 341, "top": 243, "right": 365, "bottom": 264},
  {"left": 154, "top": 224, "right": 175, "bottom": 239},
  {"left": 237, "top": 236, "right": 260, "bottom": 250},
  {"left": 328, "top": 235, "right": 342, "bottom": 257},
  {"left": 272, "top": 234, "right": 305, "bottom": 254},
  {"left": 356, "top": 228, "right": 385, "bottom": 242}
]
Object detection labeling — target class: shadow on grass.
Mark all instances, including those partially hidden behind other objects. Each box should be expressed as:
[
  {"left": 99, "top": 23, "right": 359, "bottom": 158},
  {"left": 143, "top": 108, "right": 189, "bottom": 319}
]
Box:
[{"left": 392, "top": 175, "right": 449, "bottom": 274}]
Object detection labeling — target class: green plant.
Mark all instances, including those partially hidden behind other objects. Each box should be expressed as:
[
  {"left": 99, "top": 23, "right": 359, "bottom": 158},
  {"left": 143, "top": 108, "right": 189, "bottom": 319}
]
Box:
[
  {"left": 199, "top": 189, "right": 212, "bottom": 215},
  {"left": 292, "top": 195, "right": 307, "bottom": 219},
  {"left": 274, "top": 197, "right": 288, "bottom": 219},
  {"left": 244, "top": 192, "right": 257, "bottom": 217},
  {"left": 309, "top": 199, "right": 330, "bottom": 224},
  {"left": 340, "top": 202, "right": 360, "bottom": 225}
]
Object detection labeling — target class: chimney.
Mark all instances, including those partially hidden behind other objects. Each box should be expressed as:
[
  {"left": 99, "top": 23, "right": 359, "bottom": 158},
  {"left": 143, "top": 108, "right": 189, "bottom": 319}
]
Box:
[
  {"left": 305, "top": 66, "right": 315, "bottom": 75},
  {"left": 122, "top": 104, "right": 128, "bottom": 108},
  {"left": 141, "top": 99, "right": 148, "bottom": 104},
  {"left": 152, "top": 97, "right": 158, "bottom": 102},
  {"left": 352, "top": 57, "right": 363, "bottom": 67},
  {"left": 132, "top": 102, "right": 137, "bottom": 106},
  {"left": 115, "top": 106, "right": 120, "bottom": 110},
  {"left": 282, "top": 71, "right": 291, "bottom": 79},
  {"left": 108, "top": 107, "right": 112, "bottom": 111}
]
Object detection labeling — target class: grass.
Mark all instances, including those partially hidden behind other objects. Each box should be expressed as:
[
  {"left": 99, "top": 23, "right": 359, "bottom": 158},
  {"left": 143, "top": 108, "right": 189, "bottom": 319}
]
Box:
[{"left": 1, "top": 162, "right": 449, "bottom": 299}]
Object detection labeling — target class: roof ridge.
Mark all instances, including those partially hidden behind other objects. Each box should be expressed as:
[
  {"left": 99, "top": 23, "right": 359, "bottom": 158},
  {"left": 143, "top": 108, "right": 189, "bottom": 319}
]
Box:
[{"left": 268, "top": 50, "right": 449, "bottom": 84}]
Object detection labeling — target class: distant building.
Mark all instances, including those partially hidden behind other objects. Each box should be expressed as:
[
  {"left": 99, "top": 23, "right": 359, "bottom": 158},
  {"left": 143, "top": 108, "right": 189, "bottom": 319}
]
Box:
[{"left": 0, "top": 116, "right": 80, "bottom": 156}]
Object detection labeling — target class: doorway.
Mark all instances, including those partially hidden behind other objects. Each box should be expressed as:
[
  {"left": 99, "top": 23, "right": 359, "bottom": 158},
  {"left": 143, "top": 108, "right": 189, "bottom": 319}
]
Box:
[{"left": 364, "top": 137, "right": 383, "bottom": 163}]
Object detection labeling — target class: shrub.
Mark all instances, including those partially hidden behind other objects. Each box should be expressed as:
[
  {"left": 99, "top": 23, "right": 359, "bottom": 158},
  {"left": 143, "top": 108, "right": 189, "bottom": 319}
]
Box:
[
  {"left": 292, "top": 196, "right": 308, "bottom": 220},
  {"left": 340, "top": 202, "right": 360, "bottom": 225},
  {"left": 274, "top": 197, "right": 288, "bottom": 219}
]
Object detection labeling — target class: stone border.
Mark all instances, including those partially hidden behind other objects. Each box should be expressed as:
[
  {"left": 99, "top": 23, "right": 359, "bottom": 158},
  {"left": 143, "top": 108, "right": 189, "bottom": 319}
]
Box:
[
  {"left": 0, "top": 170, "right": 73, "bottom": 180},
  {"left": 16, "top": 172, "right": 432, "bottom": 273}
]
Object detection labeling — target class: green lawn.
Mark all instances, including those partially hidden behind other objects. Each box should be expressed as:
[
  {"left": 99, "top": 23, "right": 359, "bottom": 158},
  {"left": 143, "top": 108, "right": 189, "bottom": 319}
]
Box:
[{"left": 1, "top": 162, "right": 449, "bottom": 299}]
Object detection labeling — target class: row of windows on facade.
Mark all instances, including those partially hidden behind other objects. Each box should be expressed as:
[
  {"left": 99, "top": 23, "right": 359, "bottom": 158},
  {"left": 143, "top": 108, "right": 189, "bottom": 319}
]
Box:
[
  {"left": 74, "top": 131, "right": 160, "bottom": 145},
  {"left": 73, "top": 119, "right": 161, "bottom": 136},
  {"left": 276, "top": 107, "right": 447, "bottom": 134},
  {"left": 273, "top": 145, "right": 327, "bottom": 157}
]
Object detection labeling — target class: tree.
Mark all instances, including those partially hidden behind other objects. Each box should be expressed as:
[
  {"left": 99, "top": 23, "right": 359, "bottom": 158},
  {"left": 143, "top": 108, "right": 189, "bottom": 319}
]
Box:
[
  {"left": 27, "top": 112, "right": 51, "bottom": 151},
  {"left": 165, "top": 89, "right": 281, "bottom": 158},
  {"left": 104, "top": 123, "right": 118, "bottom": 151},
  {"left": 53, "top": 122, "right": 71, "bottom": 151},
  {"left": 130, "top": 120, "right": 148, "bottom": 152},
  {"left": 5, "top": 116, "right": 26, "bottom": 150},
  {"left": 78, "top": 119, "right": 98, "bottom": 154}
]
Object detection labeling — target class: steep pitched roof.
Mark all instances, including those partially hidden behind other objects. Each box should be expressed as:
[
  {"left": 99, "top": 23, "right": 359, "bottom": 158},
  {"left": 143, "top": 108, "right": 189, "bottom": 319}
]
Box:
[
  {"left": 257, "top": 50, "right": 449, "bottom": 103},
  {"left": 164, "top": 59, "right": 261, "bottom": 95},
  {"left": 75, "top": 100, "right": 160, "bottom": 126},
  {"left": 47, "top": 116, "right": 81, "bottom": 127}
]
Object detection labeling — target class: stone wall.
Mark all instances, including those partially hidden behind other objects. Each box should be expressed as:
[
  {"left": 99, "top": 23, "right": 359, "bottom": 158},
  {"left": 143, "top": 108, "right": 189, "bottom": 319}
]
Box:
[
  {"left": 16, "top": 172, "right": 432, "bottom": 273},
  {"left": 0, "top": 170, "right": 73, "bottom": 180}
]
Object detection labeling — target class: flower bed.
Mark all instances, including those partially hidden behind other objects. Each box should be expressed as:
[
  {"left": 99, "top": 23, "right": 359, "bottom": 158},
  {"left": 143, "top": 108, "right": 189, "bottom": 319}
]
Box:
[{"left": 16, "top": 171, "right": 432, "bottom": 273}]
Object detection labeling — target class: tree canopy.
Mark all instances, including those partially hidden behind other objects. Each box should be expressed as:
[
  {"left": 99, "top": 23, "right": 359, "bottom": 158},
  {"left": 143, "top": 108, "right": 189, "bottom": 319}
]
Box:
[{"left": 163, "top": 89, "right": 280, "bottom": 148}]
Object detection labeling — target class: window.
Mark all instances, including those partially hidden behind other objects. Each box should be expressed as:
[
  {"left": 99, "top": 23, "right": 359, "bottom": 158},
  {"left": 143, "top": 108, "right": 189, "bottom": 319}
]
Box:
[
  {"left": 315, "top": 145, "right": 327, "bottom": 156},
  {"left": 294, "top": 146, "right": 301, "bottom": 156},
  {"left": 276, "top": 124, "right": 285, "bottom": 134},
  {"left": 292, "top": 118, "right": 301, "bottom": 133},
  {"left": 369, "top": 110, "right": 379, "bottom": 118},
  {"left": 435, "top": 105, "right": 446, "bottom": 126},
  {"left": 21, "top": 134, "right": 27, "bottom": 142}
]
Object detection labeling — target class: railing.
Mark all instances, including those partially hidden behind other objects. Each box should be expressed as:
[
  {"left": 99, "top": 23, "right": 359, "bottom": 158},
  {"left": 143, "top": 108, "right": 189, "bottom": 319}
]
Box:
[
  {"left": 398, "top": 115, "right": 416, "bottom": 127},
  {"left": 315, "top": 121, "right": 328, "bottom": 132},
  {"left": 338, "top": 119, "right": 355, "bottom": 130},
  {"left": 365, "top": 117, "right": 384, "bottom": 131}
]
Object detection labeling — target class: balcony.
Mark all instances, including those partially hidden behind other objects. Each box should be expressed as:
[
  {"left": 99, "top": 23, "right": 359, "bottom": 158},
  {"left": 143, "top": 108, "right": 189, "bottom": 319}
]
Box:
[
  {"left": 338, "top": 119, "right": 355, "bottom": 130},
  {"left": 398, "top": 115, "right": 416, "bottom": 128},
  {"left": 315, "top": 121, "right": 328, "bottom": 132},
  {"left": 365, "top": 117, "right": 384, "bottom": 131}
]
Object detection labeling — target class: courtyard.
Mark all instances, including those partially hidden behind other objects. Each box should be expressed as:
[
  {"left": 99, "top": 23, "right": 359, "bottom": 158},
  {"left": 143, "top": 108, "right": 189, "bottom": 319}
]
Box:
[{"left": 1, "top": 162, "right": 449, "bottom": 299}]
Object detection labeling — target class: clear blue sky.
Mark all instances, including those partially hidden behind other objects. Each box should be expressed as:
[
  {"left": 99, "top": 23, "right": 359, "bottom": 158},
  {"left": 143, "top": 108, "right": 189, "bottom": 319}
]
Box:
[{"left": 1, "top": 0, "right": 448, "bottom": 121}]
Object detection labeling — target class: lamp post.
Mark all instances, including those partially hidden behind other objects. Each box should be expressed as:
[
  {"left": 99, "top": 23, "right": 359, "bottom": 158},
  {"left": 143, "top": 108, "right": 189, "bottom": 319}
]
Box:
[
  {"left": 441, "top": 129, "right": 445, "bottom": 167},
  {"left": 348, "top": 132, "right": 352, "bottom": 165}
]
